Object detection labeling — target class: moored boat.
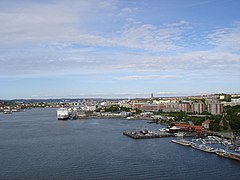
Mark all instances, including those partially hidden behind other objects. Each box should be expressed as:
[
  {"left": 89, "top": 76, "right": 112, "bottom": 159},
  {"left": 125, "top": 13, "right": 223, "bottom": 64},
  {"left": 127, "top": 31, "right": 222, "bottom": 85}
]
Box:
[
  {"left": 215, "top": 150, "right": 240, "bottom": 161},
  {"left": 174, "top": 132, "right": 186, "bottom": 137},
  {"left": 191, "top": 143, "right": 215, "bottom": 153},
  {"left": 3, "top": 109, "right": 12, "bottom": 114},
  {"left": 57, "top": 108, "right": 70, "bottom": 120},
  {"left": 12, "top": 108, "right": 21, "bottom": 112},
  {"left": 171, "top": 139, "right": 192, "bottom": 146}
]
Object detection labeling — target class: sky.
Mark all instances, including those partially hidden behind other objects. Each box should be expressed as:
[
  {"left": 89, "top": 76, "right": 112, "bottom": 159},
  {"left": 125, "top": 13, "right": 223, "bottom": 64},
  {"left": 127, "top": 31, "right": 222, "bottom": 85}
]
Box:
[{"left": 0, "top": 0, "right": 240, "bottom": 99}]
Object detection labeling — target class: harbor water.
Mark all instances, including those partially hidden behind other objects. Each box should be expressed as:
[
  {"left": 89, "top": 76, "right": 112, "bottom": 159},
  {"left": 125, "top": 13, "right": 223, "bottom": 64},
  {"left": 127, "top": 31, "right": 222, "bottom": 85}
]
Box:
[{"left": 0, "top": 108, "right": 239, "bottom": 179}]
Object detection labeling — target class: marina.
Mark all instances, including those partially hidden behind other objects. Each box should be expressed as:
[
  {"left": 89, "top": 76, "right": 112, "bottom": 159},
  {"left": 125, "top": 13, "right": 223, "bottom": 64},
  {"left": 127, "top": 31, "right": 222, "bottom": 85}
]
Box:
[{"left": 171, "top": 139, "right": 240, "bottom": 161}]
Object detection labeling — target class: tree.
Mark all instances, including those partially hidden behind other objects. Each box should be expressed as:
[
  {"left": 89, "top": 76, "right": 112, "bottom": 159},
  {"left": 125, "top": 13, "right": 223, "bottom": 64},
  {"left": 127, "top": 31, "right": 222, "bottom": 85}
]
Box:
[
  {"left": 222, "top": 119, "right": 229, "bottom": 131},
  {"left": 135, "top": 108, "right": 142, "bottom": 114},
  {"left": 209, "top": 122, "right": 220, "bottom": 132}
]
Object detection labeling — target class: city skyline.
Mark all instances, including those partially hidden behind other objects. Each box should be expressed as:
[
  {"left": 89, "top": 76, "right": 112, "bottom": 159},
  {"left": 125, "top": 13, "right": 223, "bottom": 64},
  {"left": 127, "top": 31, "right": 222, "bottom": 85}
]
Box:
[{"left": 0, "top": 0, "right": 240, "bottom": 99}]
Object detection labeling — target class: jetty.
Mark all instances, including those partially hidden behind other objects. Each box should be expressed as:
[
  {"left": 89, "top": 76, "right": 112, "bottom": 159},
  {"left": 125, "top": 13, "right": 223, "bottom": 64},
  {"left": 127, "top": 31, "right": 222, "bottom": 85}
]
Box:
[
  {"left": 123, "top": 129, "right": 173, "bottom": 139},
  {"left": 171, "top": 138, "right": 240, "bottom": 162}
]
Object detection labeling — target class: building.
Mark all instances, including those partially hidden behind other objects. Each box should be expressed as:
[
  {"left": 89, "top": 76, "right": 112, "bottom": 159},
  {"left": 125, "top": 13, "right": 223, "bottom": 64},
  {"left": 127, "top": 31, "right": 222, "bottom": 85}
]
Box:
[
  {"left": 174, "top": 123, "right": 204, "bottom": 134},
  {"left": 158, "top": 103, "right": 167, "bottom": 110},
  {"left": 150, "top": 93, "right": 154, "bottom": 100},
  {"left": 82, "top": 105, "right": 96, "bottom": 111},
  {"left": 192, "top": 102, "right": 206, "bottom": 114},
  {"left": 231, "top": 98, "right": 240, "bottom": 103},
  {"left": 118, "top": 100, "right": 132, "bottom": 108},
  {"left": 161, "top": 102, "right": 180, "bottom": 112},
  {"left": 202, "top": 120, "right": 212, "bottom": 129},
  {"left": 207, "top": 103, "right": 224, "bottom": 115},
  {"left": 133, "top": 103, "right": 159, "bottom": 112},
  {"left": 179, "top": 102, "right": 192, "bottom": 113}
]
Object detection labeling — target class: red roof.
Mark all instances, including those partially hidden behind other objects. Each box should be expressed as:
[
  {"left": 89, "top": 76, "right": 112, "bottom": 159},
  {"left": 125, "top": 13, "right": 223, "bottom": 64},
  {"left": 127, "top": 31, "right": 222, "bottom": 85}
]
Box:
[
  {"left": 174, "top": 123, "right": 203, "bottom": 132},
  {"left": 202, "top": 120, "right": 212, "bottom": 125}
]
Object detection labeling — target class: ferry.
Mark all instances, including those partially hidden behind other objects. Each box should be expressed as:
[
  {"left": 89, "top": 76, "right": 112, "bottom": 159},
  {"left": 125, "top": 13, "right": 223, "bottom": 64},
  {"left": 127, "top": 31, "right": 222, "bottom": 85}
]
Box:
[{"left": 57, "top": 108, "right": 70, "bottom": 120}]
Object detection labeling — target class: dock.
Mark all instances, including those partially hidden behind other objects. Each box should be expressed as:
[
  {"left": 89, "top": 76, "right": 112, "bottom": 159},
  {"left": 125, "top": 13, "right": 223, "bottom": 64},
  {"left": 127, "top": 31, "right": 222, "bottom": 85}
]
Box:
[{"left": 123, "top": 130, "right": 173, "bottom": 139}]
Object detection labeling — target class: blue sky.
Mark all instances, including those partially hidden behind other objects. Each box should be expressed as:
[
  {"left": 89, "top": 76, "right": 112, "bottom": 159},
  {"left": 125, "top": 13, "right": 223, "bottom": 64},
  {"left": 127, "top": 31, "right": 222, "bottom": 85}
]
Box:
[{"left": 0, "top": 0, "right": 240, "bottom": 99}]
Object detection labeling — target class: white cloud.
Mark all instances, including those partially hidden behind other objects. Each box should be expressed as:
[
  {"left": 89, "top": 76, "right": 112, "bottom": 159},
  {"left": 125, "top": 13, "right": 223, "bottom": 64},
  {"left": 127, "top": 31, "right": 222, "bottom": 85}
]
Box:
[
  {"left": 208, "top": 22, "right": 240, "bottom": 52},
  {"left": 0, "top": 0, "right": 239, "bottom": 83},
  {"left": 71, "top": 22, "right": 187, "bottom": 51},
  {"left": 0, "top": 0, "right": 189, "bottom": 52},
  {"left": 0, "top": 0, "right": 118, "bottom": 44},
  {"left": 115, "top": 75, "right": 178, "bottom": 80},
  {"left": 112, "top": 23, "right": 185, "bottom": 51},
  {"left": 0, "top": 45, "right": 239, "bottom": 78}
]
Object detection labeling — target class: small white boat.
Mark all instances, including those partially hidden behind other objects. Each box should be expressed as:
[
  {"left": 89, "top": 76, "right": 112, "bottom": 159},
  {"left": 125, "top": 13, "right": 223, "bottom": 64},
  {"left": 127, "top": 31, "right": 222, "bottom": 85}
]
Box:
[
  {"left": 3, "top": 109, "right": 12, "bottom": 114},
  {"left": 12, "top": 108, "right": 21, "bottom": 112},
  {"left": 159, "top": 128, "right": 167, "bottom": 132},
  {"left": 191, "top": 143, "right": 215, "bottom": 153},
  {"left": 174, "top": 132, "right": 186, "bottom": 137},
  {"left": 126, "top": 116, "right": 133, "bottom": 120},
  {"left": 171, "top": 139, "right": 192, "bottom": 146}
]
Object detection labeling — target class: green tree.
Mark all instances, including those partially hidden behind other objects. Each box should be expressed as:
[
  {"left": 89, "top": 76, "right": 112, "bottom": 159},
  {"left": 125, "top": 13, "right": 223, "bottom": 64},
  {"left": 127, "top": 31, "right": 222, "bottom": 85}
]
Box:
[
  {"left": 135, "top": 108, "right": 142, "bottom": 114},
  {"left": 209, "top": 122, "right": 220, "bottom": 131}
]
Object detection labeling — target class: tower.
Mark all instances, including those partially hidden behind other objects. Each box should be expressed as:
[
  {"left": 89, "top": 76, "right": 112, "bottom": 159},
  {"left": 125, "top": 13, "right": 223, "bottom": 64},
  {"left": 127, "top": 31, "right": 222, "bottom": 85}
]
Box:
[{"left": 150, "top": 93, "right": 154, "bottom": 100}]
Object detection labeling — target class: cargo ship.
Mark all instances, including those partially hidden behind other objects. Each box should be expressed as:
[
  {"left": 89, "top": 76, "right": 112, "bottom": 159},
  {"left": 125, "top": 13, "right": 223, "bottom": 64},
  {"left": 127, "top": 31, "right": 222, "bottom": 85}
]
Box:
[{"left": 57, "top": 108, "right": 70, "bottom": 120}]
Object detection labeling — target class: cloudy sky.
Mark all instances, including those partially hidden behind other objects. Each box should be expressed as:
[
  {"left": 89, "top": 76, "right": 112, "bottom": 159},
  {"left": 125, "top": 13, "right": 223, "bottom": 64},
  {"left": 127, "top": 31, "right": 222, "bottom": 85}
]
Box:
[{"left": 0, "top": 0, "right": 240, "bottom": 99}]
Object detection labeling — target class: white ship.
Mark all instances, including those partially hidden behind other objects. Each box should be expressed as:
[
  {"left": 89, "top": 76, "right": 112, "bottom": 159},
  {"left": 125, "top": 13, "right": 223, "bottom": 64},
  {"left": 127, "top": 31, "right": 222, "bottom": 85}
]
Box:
[{"left": 57, "top": 108, "right": 70, "bottom": 120}]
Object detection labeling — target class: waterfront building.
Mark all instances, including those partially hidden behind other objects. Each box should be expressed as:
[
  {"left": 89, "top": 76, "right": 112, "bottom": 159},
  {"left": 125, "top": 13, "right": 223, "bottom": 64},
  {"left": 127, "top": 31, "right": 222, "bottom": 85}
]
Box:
[
  {"left": 202, "top": 120, "right": 212, "bottom": 129},
  {"left": 174, "top": 123, "right": 204, "bottom": 134}
]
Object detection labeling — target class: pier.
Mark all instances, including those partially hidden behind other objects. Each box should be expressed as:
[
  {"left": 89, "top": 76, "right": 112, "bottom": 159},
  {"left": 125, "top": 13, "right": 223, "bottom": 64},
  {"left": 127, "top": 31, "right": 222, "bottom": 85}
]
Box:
[{"left": 123, "top": 130, "right": 173, "bottom": 139}]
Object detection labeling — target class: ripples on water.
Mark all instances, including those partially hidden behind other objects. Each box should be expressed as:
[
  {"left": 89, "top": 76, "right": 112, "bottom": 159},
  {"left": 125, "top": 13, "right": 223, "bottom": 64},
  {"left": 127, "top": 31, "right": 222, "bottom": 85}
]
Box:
[{"left": 0, "top": 108, "right": 239, "bottom": 179}]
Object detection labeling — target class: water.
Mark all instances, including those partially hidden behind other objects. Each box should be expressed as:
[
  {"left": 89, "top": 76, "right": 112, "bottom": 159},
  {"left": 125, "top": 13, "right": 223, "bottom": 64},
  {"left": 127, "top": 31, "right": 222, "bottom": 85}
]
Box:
[{"left": 0, "top": 108, "right": 239, "bottom": 179}]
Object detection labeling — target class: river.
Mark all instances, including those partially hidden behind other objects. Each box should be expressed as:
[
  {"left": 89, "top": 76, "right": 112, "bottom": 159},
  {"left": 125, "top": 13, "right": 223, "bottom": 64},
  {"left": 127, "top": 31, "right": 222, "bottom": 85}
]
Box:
[{"left": 0, "top": 108, "right": 239, "bottom": 179}]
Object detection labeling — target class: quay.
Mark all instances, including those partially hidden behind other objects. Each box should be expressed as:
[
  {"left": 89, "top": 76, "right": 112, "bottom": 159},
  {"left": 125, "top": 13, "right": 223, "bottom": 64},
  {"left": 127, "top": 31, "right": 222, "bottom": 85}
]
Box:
[
  {"left": 123, "top": 130, "right": 173, "bottom": 139},
  {"left": 171, "top": 138, "right": 240, "bottom": 162}
]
